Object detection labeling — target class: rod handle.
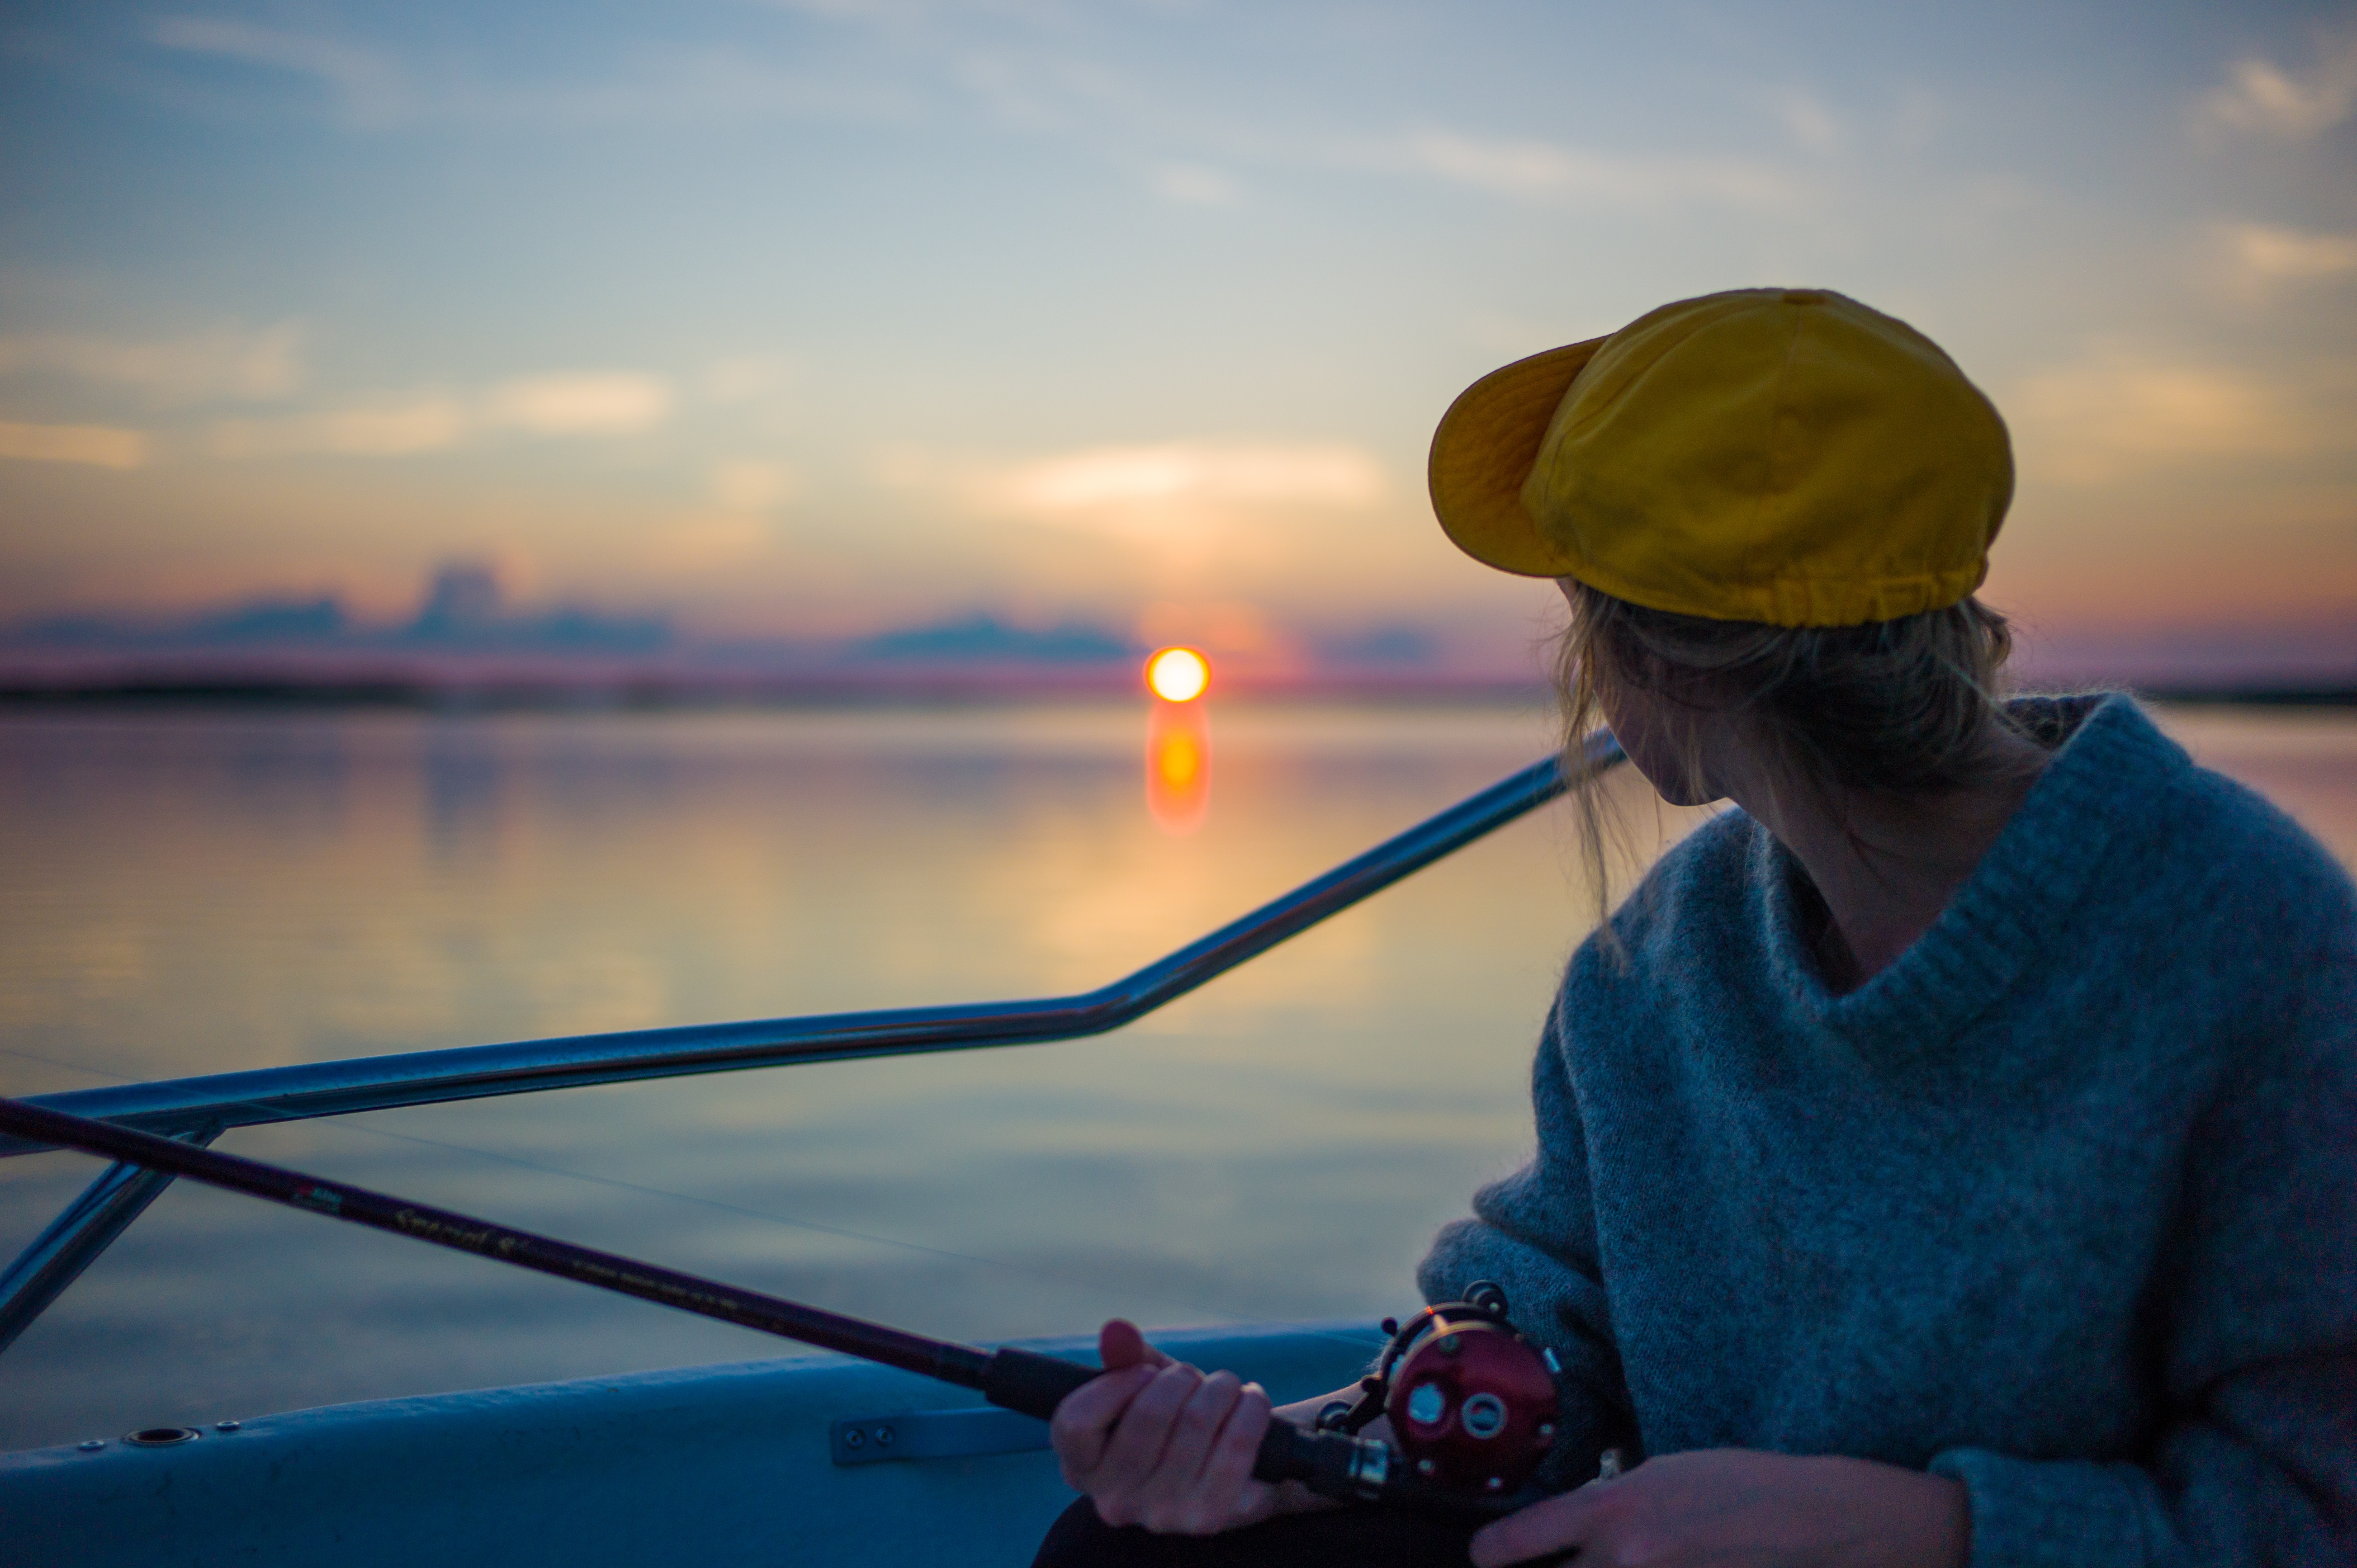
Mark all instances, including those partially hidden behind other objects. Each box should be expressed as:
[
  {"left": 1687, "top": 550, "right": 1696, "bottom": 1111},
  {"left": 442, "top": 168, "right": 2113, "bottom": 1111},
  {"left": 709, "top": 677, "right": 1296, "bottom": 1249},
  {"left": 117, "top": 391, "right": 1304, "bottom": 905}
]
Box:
[
  {"left": 976, "top": 1348, "right": 1344, "bottom": 1490},
  {"left": 978, "top": 1346, "right": 1102, "bottom": 1419}
]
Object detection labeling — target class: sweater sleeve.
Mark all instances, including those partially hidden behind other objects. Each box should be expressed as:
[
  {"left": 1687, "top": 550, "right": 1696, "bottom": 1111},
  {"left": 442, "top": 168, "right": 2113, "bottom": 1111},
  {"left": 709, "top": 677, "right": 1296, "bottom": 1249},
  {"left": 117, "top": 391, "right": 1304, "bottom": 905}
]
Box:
[
  {"left": 1930, "top": 1355, "right": 2357, "bottom": 1566},
  {"left": 1417, "top": 993, "right": 1637, "bottom": 1486},
  {"left": 1931, "top": 921, "right": 2357, "bottom": 1566}
]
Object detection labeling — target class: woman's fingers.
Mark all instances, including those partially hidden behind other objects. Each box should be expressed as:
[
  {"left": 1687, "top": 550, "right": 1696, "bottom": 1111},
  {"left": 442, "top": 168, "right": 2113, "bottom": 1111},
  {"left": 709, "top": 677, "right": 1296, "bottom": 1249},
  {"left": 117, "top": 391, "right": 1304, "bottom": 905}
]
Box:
[
  {"left": 1133, "top": 1371, "right": 1267, "bottom": 1534},
  {"left": 1092, "top": 1360, "right": 1208, "bottom": 1498},
  {"left": 1467, "top": 1484, "right": 1605, "bottom": 1568},
  {"left": 1187, "top": 1381, "right": 1273, "bottom": 1521},
  {"left": 1052, "top": 1323, "right": 1280, "bottom": 1537},
  {"left": 1161, "top": 1372, "right": 1245, "bottom": 1486},
  {"left": 1050, "top": 1321, "right": 1186, "bottom": 1489},
  {"left": 1047, "top": 1362, "right": 1157, "bottom": 1485}
]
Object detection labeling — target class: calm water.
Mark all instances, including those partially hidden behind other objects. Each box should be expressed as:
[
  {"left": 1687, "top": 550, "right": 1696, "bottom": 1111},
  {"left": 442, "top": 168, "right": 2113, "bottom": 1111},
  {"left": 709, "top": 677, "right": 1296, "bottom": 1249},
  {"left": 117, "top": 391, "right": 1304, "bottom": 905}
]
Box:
[{"left": 2, "top": 699, "right": 2352, "bottom": 1450}]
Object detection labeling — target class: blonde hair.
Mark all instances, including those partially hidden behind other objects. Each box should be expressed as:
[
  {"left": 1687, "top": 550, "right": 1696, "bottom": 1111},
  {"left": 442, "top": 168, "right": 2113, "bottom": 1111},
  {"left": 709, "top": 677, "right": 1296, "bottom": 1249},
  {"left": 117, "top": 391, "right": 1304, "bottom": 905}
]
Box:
[{"left": 1553, "top": 581, "right": 2026, "bottom": 933}]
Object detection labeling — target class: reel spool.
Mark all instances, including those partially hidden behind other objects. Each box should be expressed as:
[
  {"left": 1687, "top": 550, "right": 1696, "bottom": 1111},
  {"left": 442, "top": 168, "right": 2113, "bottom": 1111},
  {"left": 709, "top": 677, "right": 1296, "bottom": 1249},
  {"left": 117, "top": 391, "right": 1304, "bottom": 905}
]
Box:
[{"left": 1318, "top": 1280, "right": 1560, "bottom": 1496}]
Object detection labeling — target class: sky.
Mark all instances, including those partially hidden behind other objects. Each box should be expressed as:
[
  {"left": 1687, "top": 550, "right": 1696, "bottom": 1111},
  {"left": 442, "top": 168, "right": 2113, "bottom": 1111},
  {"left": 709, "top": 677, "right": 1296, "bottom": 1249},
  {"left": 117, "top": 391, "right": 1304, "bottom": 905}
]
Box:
[{"left": 1, "top": 0, "right": 2353, "bottom": 678}]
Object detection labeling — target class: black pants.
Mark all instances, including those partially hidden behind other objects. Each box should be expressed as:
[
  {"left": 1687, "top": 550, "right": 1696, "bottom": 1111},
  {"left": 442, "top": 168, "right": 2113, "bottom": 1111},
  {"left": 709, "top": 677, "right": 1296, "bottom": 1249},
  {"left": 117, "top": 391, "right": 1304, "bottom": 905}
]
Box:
[{"left": 1032, "top": 1498, "right": 1480, "bottom": 1567}]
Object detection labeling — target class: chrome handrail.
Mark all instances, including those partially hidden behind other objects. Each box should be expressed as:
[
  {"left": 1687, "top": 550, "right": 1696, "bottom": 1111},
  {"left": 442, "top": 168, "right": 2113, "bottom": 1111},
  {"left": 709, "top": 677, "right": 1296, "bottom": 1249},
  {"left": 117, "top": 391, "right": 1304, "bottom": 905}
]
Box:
[
  {"left": 2, "top": 734, "right": 1619, "bottom": 1160},
  {"left": 0, "top": 732, "right": 1622, "bottom": 1352}
]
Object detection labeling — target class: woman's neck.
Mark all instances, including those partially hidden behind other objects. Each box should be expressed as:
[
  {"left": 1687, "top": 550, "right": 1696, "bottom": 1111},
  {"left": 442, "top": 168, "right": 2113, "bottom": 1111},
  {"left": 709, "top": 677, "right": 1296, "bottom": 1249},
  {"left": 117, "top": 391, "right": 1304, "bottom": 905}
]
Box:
[{"left": 1723, "top": 730, "right": 2052, "bottom": 993}]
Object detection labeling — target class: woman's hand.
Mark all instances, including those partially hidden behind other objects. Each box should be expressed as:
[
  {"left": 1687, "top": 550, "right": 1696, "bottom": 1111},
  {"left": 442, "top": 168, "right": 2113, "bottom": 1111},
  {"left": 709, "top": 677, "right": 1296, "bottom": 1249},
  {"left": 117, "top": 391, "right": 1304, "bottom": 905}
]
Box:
[
  {"left": 1048, "top": 1319, "right": 1306, "bottom": 1535},
  {"left": 1469, "top": 1449, "right": 1969, "bottom": 1568}
]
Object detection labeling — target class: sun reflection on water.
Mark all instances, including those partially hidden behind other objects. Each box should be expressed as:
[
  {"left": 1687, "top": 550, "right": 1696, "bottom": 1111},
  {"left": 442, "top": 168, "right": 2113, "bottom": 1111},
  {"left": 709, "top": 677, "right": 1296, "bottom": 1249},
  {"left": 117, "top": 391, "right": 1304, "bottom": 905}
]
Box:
[{"left": 1147, "top": 698, "right": 1212, "bottom": 835}]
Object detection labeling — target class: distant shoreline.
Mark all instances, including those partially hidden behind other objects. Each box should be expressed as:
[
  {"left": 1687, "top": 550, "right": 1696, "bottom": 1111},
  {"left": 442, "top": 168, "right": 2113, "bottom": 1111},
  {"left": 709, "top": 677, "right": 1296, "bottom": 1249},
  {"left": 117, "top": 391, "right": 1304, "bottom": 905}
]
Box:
[
  {"left": 1, "top": 674, "right": 2351, "bottom": 711},
  {"left": 0, "top": 671, "right": 1548, "bottom": 710}
]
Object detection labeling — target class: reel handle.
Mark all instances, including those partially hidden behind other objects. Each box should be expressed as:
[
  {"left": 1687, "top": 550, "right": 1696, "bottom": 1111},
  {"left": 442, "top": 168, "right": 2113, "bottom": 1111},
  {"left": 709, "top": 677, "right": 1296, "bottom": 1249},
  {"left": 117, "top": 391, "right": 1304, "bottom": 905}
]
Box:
[{"left": 979, "top": 1348, "right": 1521, "bottom": 1518}]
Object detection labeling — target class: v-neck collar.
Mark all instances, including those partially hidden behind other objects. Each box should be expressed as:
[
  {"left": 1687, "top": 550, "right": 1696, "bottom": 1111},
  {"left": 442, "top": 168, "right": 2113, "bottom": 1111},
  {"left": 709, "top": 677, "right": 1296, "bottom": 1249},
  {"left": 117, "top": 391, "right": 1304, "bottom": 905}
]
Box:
[{"left": 1747, "top": 694, "right": 2182, "bottom": 1054}]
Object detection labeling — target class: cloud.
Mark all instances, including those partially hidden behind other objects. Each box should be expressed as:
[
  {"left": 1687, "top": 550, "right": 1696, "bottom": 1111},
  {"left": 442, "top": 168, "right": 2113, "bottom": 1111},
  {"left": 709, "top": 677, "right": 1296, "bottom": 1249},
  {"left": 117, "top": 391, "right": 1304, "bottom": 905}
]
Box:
[
  {"left": 208, "top": 399, "right": 469, "bottom": 458},
  {"left": 1769, "top": 90, "right": 1841, "bottom": 154},
  {"left": 1150, "top": 163, "right": 1237, "bottom": 205},
  {"left": 759, "top": 0, "right": 1064, "bottom": 18},
  {"left": 150, "top": 16, "right": 410, "bottom": 127},
  {"left": 1135, "top": 599, "right": 1285, "bottom": 658},
  {"left": 205, "top": 373, "right": 673, "bottom": 459},
  {"left": 481, "top": 373, "right": 675, "bottom": 436},
  {"left": 879, "top": 439, "right": 1391, "bottom": 584},
  {"left": 1401, "top": 129, "right": 1794, "bottom": 208},
  {"left": 701, "top": 355, "right": 792, "bottom": 404},
  {"left": 980, "top": 441, "right": 1385, "bottom": 516},
  {"left": 2010, "top": 351, "right": 2319, "bottom": 483},
  {"left": 0, "top": 421, "right": 150, "bottom": 469},
  {"left": 0, "top": 323, "right": 303, "bottom": 403},
  {"left": 2200, "top": 30, "right": 2357, "bottom": 139},
  {"left": 709, "top": 459, "right": 800, "bottom": 510},
  {"left": 149, "top": 15, "right": 906, "bottom": 129},
  {"left": 2224, "top": 222, "right": 2357, "bottom": 283},
  {"left": 647, "top": 513, "right": 773, "bottom": 574}
]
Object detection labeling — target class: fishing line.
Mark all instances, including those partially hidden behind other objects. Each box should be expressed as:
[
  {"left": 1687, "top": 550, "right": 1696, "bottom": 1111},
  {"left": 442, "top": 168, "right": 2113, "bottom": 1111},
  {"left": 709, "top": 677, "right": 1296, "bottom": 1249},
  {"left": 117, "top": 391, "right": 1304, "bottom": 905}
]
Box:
[{"left": 0, "top": 1041, "right": 1385, "bottom": 1355}]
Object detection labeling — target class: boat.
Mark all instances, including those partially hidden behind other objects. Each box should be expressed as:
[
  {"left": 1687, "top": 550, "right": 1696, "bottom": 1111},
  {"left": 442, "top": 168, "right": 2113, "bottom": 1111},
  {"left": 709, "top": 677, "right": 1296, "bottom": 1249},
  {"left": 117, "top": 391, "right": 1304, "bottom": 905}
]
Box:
[{"left": 0, "top": 735, "right": 1625, "bottom": 1566}]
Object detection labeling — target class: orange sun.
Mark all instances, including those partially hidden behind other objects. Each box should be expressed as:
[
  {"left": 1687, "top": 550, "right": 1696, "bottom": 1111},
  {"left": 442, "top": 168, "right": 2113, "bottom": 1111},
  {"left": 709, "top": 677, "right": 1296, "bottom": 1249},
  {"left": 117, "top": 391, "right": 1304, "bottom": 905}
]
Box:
[{"left": 1145, "top": 647, "right": 1210, "bottom": 703}]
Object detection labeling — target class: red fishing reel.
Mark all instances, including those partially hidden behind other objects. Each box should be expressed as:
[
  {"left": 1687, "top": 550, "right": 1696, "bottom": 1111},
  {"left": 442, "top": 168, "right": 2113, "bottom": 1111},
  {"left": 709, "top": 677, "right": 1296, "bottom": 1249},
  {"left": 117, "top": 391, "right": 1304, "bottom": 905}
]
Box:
[{"left": 1317, "top": 1280, "right": 1560, "bottom": 1497}]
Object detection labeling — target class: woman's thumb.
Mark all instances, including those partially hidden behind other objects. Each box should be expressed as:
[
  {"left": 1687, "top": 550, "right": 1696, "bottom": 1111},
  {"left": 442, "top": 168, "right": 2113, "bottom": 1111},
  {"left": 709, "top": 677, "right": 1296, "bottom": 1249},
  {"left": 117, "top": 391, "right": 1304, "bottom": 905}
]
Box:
[{"left": 1098, "top": 1318, "right": 1175, "bottom": 1372}]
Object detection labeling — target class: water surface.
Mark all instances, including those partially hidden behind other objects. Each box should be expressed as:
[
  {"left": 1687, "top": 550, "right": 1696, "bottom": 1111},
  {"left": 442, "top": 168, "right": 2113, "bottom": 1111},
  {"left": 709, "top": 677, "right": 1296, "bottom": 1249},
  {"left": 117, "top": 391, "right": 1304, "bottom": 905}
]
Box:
[{"left": 1, "top": 699, "right": 2350, "bottom": 1450}]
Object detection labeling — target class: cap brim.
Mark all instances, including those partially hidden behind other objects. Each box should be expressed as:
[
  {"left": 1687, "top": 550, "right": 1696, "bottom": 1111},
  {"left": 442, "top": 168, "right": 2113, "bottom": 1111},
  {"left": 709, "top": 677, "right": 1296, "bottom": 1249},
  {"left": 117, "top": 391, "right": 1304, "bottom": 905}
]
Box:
[{"left": 1428, "top": 337, "right": 1606, "bottom": 578}]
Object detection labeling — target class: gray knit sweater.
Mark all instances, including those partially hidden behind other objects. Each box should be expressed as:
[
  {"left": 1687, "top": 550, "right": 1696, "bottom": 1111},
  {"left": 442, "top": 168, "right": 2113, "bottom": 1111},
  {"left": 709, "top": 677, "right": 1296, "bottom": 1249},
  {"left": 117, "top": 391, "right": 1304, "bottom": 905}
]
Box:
[{"left": 1418, "top": 694, "right": 2357, "bottom": 1565}]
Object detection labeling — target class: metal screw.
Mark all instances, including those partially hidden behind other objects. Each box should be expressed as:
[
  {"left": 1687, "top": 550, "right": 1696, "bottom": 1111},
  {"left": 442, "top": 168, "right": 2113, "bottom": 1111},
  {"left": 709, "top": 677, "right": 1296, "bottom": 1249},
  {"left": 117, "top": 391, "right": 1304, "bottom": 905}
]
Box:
[
  {"left": 844, "top": 1428, "right": 865, "bottom": 1449},
  {"left": 874, "top": 1425, "right": 895, "bottom": 1447},
  {"left": 79, "top": 1440, "right": 104, "bottom": 1452},
  {"left": 1416, "top": 1457, "right": 1436, "bottom": 1477},
  {"left": 215, "top": 1421, "right": 241, "bottom": 1432},
  {"left": 1537, "top": 1423, "right": 1555, "bottom": 1440}
]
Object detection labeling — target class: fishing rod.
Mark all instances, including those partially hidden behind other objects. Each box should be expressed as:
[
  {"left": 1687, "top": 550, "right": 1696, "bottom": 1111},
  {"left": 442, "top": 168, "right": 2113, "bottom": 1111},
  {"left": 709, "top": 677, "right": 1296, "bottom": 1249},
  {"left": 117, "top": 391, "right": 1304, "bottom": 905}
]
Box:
[{"left": 0, "top": 1096, "right": 1559, "bottom": 1519}]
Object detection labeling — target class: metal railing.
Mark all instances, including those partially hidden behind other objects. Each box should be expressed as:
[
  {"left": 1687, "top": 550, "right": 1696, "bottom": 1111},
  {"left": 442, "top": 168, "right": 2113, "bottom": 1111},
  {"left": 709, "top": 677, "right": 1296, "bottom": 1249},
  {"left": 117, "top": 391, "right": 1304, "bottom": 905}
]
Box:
[{"left": 0, "top": 733, "right": 1623, "bottom": 1353}]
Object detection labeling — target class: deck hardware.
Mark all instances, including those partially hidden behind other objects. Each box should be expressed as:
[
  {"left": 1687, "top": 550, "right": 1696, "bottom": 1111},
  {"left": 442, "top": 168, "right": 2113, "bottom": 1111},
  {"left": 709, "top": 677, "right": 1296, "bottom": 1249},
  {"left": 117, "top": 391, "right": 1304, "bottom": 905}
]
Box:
[
  {"left": 124, "top": 1427, "right": 200, "bottom": 1446},
  {"left": 214, "top": 1420, "right": 241, "bottom": 1431},
  {"left": 829, "top": 1409, "right": 1047, "bottom": 1467},
  {"left": 77, "top": 1440, "right": 103, "bottom": 1451}
]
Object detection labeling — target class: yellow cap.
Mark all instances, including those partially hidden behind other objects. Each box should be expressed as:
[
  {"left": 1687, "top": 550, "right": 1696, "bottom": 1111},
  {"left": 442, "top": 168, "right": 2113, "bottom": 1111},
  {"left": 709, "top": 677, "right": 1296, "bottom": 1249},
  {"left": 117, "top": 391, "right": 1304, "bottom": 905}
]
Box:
[{"left": 1427, "top": 288, "right": 2013, "bottom": 626}]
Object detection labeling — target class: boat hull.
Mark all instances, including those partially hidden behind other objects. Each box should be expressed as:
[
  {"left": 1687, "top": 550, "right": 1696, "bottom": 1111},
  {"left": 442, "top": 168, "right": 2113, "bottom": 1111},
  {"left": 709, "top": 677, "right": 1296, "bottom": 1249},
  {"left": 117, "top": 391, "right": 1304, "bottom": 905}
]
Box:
[{"left": 4, "top": 1321, "right": 1377, "bottom": 1568}]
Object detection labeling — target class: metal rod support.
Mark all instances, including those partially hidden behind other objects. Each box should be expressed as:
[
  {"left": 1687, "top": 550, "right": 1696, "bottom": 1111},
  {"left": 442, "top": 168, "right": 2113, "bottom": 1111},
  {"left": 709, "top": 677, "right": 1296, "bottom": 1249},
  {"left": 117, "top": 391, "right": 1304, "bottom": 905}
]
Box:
[
  {"left": 1, "top": 737, "right": 1619, "bottom": 1160},
  {"left": 0, "top": 1127, "right": 218, "bottom": 1354}
]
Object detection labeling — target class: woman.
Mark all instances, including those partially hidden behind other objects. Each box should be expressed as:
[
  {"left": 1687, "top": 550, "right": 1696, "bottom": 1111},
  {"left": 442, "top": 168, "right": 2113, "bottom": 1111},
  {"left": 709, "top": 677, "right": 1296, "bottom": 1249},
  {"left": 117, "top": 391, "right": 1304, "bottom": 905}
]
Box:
[{"left": 1035, "top": 288, "right": 2357, "bottom": 1566}]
